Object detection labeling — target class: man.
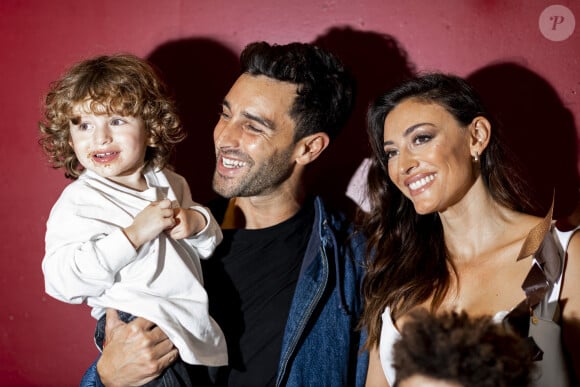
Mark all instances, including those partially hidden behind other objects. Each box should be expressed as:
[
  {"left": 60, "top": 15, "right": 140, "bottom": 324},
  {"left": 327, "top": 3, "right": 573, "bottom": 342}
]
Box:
[{"left": 83, "top": 41, "right": 368, "bottom": 386}]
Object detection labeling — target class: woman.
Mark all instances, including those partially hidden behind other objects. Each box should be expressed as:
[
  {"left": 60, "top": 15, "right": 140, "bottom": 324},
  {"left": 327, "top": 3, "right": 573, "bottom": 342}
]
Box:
[{"left": 360, "top": 73, "right": 579, "bottom": 386}]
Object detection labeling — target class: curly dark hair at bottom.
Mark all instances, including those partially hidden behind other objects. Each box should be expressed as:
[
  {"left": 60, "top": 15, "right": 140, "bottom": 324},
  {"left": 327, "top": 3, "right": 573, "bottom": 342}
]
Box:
[{"left": 393, "top": 309, "right": 536, "bottom": 387}]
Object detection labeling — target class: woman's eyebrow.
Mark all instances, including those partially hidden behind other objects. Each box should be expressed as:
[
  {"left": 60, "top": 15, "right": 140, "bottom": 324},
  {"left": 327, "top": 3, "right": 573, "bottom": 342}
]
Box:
[{"left": 383, "top": 123, "right": 429, "bottom": 146}]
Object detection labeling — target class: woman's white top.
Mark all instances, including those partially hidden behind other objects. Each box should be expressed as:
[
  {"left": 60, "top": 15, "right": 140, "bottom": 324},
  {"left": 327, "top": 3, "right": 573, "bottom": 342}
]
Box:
[{"left": 379, "top": 227, "right": 576, "bottom": 386}]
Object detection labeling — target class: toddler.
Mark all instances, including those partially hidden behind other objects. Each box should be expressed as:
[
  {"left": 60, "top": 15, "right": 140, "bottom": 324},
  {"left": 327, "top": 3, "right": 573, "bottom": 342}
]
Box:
[{"left": 39, "top": 54, "right": 227, "bottom": 386}]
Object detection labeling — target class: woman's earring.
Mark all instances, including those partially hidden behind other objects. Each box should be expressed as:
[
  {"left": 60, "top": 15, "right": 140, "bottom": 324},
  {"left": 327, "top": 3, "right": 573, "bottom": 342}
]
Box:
[{"left": 473, "top": 152, "right": 479, "bottom": 162}]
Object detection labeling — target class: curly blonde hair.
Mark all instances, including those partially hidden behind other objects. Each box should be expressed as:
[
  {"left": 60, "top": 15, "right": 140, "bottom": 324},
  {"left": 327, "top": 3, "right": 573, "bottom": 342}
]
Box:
[{"left": 39, "top": 54, "right": 184, "bottom": 179}]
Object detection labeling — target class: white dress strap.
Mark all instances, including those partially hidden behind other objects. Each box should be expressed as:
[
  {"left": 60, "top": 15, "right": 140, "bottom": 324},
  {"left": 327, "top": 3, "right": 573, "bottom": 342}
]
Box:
[{"left": 378, "top": 306, "right": 399, "bottom": 385}]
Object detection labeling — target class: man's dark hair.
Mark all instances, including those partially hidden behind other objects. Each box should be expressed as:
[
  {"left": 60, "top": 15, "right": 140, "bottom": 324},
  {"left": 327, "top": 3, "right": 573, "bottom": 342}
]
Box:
[
  {"left": 393, "top": 309, "right": 536, "bottom": 387},
  {"left": 240, "top": 41, "right": 355, "bottom": 142}
]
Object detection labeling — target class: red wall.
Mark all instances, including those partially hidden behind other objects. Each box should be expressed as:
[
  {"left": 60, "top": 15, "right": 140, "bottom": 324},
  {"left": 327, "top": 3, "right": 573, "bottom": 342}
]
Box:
[{"left": 1, "top": 1, "right": 578, "bottom": 385}]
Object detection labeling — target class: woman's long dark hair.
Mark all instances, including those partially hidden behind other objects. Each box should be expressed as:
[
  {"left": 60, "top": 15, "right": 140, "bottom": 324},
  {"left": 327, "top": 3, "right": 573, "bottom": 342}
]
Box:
[{"left": 360, "top": 73, "right": 538, "bottom": 348}]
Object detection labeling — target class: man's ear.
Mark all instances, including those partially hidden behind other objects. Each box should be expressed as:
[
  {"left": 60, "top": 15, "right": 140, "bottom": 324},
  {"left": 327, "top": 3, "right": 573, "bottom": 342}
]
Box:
[{"left": 294, "top": 132, "right": 330, "bottom": 166}]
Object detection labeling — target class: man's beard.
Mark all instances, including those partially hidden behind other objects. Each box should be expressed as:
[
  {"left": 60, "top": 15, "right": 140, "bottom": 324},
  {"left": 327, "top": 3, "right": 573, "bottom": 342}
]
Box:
[{"left": 212, "top": 147, "right": 295, "bottom": 198}]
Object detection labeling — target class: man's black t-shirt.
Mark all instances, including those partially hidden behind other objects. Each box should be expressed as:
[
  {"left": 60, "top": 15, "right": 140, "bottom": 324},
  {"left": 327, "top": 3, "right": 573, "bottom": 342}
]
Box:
[{"left": 201, "top": 199, "right": 314, "bottom": 386}]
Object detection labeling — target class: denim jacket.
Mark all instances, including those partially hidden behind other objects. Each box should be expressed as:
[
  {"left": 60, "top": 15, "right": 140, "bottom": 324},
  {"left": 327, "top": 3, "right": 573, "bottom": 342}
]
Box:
[
  {"left": 80, "top": 196, "right": 368, "bottom": 386},
  {"left": 276, "top": 196, "right": 368, "bottom": 386}
]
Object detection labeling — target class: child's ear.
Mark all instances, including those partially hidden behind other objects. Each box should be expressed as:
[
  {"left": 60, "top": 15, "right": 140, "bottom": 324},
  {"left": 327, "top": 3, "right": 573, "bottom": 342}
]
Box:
[
  {"left": 147, "top": 135, "right": 158, "bottom": 147},
  {"left": 294, "top": 132, "right": 330, "bottom": 166}
]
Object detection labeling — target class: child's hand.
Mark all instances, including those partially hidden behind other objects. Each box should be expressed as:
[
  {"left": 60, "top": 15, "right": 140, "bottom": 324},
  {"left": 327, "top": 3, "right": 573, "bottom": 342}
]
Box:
[
  {"left": 168, "top": 208, "right": 207, "bottom": 240},
  {"left": 123, "top": 199, "right": 175, "bottom": 249}
]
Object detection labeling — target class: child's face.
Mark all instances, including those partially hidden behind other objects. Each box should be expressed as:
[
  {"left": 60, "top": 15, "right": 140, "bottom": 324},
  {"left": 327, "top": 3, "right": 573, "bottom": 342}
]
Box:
[{"left": 69, "top": 101, "right": 150, "bottom": 189}]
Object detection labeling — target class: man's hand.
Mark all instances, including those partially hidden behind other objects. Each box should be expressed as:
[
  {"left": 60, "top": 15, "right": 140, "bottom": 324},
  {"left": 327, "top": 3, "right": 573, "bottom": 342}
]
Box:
[{"left": 96, "top": 309, "right": 178, "bottom": 386}]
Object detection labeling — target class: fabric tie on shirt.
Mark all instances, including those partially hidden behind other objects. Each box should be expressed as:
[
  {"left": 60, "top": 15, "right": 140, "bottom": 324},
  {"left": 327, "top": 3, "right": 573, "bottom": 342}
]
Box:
[{"left": 505, "top": 200, "right": 558, "bottom": 362}]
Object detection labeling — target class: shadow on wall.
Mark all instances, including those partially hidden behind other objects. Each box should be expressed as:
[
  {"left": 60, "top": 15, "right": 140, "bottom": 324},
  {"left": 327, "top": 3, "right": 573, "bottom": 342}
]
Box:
[
  {"left": 310, "top": 26, "right": 416, "bottom": 218},
  {"left": 147, "top": 38, "right": 239, "bottom": 205},
  {"left": 467, "top": 63, "right": 579, "bottom": 225},
  {"left": 146, "top": 31, "right": 417, "bottom": 218}
]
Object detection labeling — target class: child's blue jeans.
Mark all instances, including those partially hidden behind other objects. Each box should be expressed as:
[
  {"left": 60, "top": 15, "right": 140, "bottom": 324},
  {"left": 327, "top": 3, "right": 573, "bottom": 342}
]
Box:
[{"left": 93, "top": 310, "right": 193, "bottom": 387}]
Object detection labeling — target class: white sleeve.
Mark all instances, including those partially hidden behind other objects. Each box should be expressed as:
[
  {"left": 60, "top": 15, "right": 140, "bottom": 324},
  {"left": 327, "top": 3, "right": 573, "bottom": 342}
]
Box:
[
  {"left": 185, "top": 205, "right": 223, "bottom": 259},
  {"left": 42, "top": 190, "right": 137, "bottom": 304}
]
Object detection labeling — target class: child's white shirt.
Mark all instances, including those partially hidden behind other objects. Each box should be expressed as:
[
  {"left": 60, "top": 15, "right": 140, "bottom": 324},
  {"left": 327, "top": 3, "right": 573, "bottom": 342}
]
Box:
[{"left": 42, "top": 166, "right": 227, "bottom": 366}]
